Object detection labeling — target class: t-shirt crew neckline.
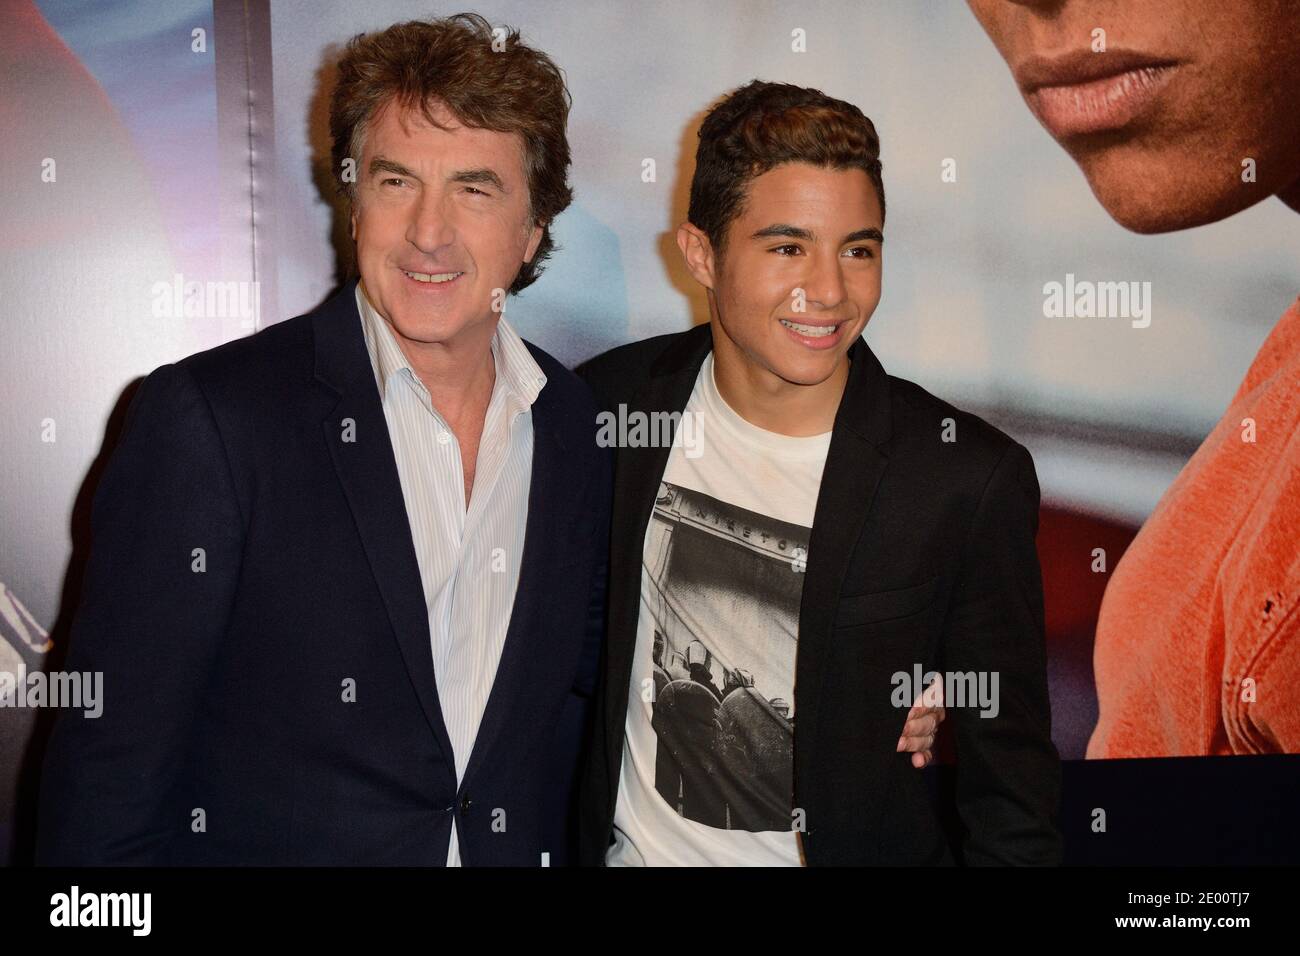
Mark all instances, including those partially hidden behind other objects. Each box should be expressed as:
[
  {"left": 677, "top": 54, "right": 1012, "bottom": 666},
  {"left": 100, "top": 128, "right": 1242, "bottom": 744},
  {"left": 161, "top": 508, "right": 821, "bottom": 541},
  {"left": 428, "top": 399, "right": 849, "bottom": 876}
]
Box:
[{"left": 700, "top": 351, "right": 833, "bottom": 460}]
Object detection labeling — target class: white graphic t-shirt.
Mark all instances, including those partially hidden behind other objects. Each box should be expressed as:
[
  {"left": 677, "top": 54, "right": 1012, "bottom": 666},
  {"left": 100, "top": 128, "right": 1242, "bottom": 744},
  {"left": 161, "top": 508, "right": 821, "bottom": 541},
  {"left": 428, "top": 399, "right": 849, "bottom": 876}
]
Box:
[{"left": 607, "top": 351, "right": 831, "bottom": 866}]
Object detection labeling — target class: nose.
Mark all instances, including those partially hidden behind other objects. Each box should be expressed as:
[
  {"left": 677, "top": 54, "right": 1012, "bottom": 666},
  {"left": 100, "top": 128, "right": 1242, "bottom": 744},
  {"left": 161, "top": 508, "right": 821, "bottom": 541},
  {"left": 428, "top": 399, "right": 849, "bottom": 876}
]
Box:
[
  {"left": 799, "top": 249, "right": 848, "bottom": 312},
  {"left": 406, "top": 189, "right": 457, "bottom": 256}
]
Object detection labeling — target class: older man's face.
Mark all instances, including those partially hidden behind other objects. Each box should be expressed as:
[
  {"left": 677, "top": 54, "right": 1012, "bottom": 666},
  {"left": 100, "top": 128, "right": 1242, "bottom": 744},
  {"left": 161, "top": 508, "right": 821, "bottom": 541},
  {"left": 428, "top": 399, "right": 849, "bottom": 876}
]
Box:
[{"left": 350, "top": 98, "right": 542, "bottom": 356}]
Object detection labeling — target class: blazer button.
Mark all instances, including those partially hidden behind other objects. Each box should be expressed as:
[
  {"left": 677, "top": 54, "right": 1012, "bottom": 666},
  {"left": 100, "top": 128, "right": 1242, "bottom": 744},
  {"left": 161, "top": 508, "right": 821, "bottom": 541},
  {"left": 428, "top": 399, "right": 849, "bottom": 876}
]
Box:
[{"left": 459, "top": 794, "right": 472, "bottom": 812}]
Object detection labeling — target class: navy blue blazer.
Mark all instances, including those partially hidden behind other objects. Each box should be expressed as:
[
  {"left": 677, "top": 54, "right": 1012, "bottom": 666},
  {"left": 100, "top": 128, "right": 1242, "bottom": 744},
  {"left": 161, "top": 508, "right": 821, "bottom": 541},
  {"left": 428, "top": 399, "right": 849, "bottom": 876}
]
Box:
[{"left": 36, "top": 277, "right": 611, "bottom": 865}]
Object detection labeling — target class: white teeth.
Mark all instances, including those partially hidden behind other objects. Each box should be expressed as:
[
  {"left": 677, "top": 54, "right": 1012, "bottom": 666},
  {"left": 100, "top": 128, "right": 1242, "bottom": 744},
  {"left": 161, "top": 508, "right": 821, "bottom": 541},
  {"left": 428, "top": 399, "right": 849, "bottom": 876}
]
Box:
[
  {"left": 403, "top": 270, "right": 462, "bottom": 283},
  {"left": 780, "top": 319, "right": 836, "bottom": 337}
]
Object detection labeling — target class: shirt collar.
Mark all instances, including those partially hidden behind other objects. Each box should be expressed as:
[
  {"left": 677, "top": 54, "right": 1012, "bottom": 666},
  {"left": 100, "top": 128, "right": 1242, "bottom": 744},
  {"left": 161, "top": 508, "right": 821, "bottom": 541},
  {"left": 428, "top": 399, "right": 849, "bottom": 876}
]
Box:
[{"left": 355, "top": 280, "right": 546, "bottom": 410}]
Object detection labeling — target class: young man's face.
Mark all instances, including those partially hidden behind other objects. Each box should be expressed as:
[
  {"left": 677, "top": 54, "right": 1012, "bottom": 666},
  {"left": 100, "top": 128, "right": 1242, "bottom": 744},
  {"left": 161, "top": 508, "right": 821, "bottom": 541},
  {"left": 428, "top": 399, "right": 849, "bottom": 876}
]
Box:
[
  {"left": 682, "top": 162, "right": 884, "bottom": 389},
  {"left": 967, "top": 0, "right": 1300, "bottom": 232},
  {"left": 350, "top": 98, "right": 543, "bottom": 353}
]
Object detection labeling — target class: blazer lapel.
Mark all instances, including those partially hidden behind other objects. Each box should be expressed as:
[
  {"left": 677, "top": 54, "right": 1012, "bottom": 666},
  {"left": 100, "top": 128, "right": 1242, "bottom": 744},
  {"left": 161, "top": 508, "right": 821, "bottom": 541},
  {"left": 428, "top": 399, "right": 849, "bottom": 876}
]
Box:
[
  {"left": 312, "top": 278, "right": 456, "bottom": 768},
  {"left": 791, "top": 337, "right": 894, "bottom": 814},
  {"left": 458, "top": 390, "right": 568, "bottom": 788}
]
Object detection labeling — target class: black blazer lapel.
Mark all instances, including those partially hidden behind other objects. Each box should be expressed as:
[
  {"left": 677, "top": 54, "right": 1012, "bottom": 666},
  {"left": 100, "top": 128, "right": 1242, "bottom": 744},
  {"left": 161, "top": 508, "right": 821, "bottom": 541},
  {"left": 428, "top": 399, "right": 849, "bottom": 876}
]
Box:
[
  {"left": 792, "top": 336, "right": 895, "bottom": 839},
  {"left": 311, "top": 278, "right": 457, "bottom": 769}
]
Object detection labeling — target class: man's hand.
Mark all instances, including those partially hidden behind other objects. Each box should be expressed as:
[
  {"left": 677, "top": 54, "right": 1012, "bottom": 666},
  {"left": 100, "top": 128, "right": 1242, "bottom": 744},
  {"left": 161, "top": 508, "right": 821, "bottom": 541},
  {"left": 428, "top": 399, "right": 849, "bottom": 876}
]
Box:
[{"left": 897, "top": 679, "right": 946, "bottom": 768}]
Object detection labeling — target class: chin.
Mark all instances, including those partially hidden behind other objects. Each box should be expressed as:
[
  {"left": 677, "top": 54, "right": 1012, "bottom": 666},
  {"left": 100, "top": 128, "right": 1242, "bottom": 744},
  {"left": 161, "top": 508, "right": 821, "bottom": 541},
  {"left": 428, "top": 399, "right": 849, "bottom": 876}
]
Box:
[
  {"left": 768, "top": 351, "right": 845, "bottom": 388},
  {"left": 1077, "top": 151, "right": 1266, "bottom": 234},
  {"left": 388, "top": 307, "right": 471, "bottom": 343}
]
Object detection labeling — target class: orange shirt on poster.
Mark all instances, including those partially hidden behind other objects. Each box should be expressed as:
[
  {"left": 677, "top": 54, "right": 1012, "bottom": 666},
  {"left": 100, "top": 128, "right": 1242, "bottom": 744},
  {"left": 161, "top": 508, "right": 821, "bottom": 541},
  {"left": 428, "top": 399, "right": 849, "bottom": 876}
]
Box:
[{"left": 1089, "top": 296, "right": 1300, "bottom": 758}]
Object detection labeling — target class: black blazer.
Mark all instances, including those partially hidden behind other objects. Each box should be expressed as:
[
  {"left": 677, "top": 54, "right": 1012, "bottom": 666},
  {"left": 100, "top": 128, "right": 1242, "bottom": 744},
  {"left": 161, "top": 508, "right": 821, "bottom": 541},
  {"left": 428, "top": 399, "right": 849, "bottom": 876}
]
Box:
[
  {"left": 576, "top": 324, "right": 1062, "bottom": 865},
  {"left": 36, "top": 277, "right": 610, "bottom": 865}
]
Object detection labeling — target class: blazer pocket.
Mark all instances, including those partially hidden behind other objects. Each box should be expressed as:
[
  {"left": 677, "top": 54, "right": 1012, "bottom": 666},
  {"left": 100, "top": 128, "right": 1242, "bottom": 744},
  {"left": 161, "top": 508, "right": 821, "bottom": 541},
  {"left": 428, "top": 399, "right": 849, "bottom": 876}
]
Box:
[{"left": 833, "top": 576, "right": 941, "bottom": 628}]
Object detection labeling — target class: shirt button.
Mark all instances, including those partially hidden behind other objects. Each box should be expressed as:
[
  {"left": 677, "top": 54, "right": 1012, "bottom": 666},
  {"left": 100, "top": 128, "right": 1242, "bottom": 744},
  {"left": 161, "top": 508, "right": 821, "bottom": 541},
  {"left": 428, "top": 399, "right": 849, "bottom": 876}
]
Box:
[
  {"left": 459, "top": 794, "right": 472, "bottom": 812},
  {"left": 437, "top": 431, "right": 452, "bottom": 445}
]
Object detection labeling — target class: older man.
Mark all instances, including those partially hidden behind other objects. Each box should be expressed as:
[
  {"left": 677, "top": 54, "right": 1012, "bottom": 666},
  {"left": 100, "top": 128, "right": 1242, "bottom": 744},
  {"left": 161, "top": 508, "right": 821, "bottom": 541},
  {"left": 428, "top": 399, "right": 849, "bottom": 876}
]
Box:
[{"left": 36, "top": 13, "right": 609, "bottom": 866}]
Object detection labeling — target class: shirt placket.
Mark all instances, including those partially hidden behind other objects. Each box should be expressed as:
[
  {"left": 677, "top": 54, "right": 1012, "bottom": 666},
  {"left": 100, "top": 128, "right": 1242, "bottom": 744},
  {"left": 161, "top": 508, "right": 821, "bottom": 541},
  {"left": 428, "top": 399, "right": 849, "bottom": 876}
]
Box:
[{"left": 399, "top": 371, "right": 466, "bottom": 692}]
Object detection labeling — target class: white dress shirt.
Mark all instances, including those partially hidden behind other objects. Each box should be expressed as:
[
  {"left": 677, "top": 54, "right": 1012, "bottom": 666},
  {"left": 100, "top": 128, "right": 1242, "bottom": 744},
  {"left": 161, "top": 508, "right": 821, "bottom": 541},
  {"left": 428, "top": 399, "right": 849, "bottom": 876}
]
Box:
[{"left": 355, "top": 281, "right": 545, "bottom": 866}]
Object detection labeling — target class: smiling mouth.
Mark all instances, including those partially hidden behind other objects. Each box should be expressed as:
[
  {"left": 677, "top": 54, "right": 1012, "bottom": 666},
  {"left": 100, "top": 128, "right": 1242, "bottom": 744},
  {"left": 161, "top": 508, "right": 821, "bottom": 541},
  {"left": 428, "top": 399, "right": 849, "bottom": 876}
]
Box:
[
  {"left": 779, "top": 318, "right": 840, "bottom": 338},
  {"left": 402, "top": 269, "right": 464, "bottom": 284}
]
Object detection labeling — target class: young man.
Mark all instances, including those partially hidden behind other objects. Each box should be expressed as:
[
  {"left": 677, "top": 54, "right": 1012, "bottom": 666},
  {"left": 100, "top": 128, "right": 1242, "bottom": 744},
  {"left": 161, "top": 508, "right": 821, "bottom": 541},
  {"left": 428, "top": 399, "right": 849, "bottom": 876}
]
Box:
[{"left": 578, "top": 81, "right": 1063, "bottom": 865}]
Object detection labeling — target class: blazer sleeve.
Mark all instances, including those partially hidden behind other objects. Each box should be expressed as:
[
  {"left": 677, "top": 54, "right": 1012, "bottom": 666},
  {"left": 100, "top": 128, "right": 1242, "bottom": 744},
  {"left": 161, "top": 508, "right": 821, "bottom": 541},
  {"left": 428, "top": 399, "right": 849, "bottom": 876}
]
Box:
[
  {"left": 36, "top": 362, "right": 245, "bottom": 865},
  {"left": 938, "top": 441, "right": 1063, "bottom": 865}
]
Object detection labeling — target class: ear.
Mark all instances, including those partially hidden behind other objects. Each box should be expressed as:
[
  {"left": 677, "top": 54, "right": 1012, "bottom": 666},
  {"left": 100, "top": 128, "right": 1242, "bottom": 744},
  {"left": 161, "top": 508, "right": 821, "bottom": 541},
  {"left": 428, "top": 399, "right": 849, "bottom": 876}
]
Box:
[
  {"left": 523, "top": 221, "right": 545, "bottom": 264},
  {"left": 676, "top": 221, "right": 717, "bottom": 291}
]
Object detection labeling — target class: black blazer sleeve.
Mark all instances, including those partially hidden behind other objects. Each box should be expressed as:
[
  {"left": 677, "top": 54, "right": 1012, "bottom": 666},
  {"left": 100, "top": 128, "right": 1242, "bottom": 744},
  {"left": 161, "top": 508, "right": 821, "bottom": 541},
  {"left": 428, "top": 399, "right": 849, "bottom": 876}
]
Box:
[
  {"left": 939, "top": 441, "right": 1063, "bottom": 865},
  {"left": 36, "top": 362, "right": 246, "bottom": 864}
]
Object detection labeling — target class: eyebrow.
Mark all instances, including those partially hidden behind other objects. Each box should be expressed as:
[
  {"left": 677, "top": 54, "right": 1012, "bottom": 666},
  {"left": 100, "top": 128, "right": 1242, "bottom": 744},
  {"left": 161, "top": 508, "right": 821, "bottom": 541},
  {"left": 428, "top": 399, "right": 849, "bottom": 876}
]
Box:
[
  {"left": 369, "top": 156, "right": 506, "bottom": 192},
  {"left": 750, "top": 224, "right": 884, "bottom": 244},
  {"left": 452, "top": 168, "right": 506, "bottom": 191},
  {"left": 369, "top": 157, "right": 419, "bottom": 180}
]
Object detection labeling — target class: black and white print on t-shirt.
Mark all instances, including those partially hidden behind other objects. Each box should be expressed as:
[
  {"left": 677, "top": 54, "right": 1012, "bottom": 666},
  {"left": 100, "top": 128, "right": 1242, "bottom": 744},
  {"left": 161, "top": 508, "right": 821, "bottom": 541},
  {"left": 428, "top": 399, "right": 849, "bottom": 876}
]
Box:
[{"left": 643, "top": 479, "right": 809, "bottom": 832}]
